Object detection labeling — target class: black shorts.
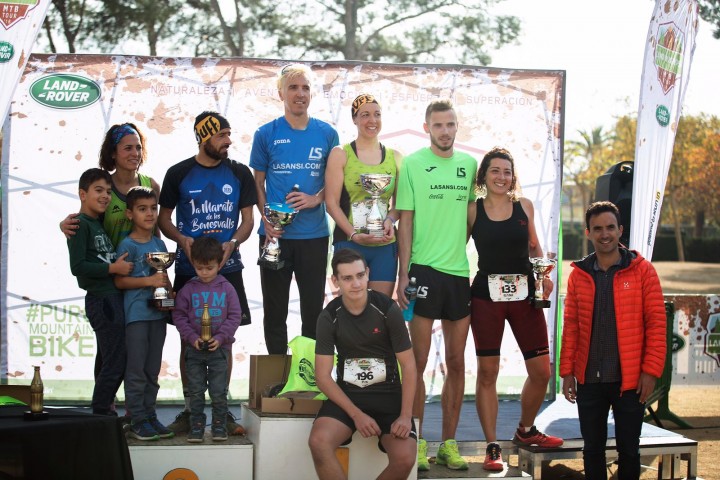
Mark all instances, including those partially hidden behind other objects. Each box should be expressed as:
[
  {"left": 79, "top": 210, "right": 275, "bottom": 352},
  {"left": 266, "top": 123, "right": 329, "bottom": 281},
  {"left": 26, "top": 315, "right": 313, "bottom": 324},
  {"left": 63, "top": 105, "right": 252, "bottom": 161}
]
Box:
[
  {"left": 410, "top": 264, "right": 471, "bottom": 321},
  {"left": 315, "top": 389, "right": 417, "bottom": 452}
]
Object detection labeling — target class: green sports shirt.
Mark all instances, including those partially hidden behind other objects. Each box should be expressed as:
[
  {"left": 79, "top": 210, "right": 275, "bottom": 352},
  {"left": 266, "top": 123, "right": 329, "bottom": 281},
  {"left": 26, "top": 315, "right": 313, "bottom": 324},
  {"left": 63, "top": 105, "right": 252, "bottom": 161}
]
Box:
[{"left": 396, "top": 147, "right": 476, "bottom": 277}]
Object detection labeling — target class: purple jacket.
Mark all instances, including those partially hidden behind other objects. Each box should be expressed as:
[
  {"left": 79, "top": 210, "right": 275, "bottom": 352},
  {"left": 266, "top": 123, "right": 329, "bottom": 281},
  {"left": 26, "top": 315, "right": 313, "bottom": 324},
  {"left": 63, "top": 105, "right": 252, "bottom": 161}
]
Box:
[{"left": 172, "top": 275, "right": 242, "bottom": 350}]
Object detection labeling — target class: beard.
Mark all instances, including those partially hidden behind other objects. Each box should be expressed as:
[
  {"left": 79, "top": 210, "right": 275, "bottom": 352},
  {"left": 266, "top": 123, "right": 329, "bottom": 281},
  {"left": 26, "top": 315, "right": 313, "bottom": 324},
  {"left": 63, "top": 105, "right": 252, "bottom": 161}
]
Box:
[
  {"left": 430, "top": 133, "right": 454, "bottom": 152},
  {"left": 203, "top": 141, "right": 228, "bottom": 160}
]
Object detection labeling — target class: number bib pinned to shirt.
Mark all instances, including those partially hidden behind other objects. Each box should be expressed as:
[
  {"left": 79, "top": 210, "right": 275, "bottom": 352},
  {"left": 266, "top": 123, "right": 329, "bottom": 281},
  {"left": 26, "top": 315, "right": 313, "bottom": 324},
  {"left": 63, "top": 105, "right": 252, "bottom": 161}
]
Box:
[
  {"left": 344, "top": 358, "right": 386, "bottom": 388},
  {"left": 488, "top": 274, "right": 528, "bottom": 302}
]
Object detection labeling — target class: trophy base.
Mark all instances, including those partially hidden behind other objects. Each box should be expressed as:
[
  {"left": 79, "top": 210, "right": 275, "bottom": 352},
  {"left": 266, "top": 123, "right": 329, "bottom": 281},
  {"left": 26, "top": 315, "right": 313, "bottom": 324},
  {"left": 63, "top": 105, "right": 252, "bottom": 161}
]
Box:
[
  {"left": 24, "top": 410, "right": 49, "bottom": 421},
  {"left": 258, "top": 258, "right": 288, "bottom": 270},
  {"left": 531, "top": 298, "right": 551, "bottom": 309},
  {"left": 200, "top": 341, "right": 210, "bottom": 351},
  {"left": 150, "top": 298, "right": 175, "bottom": 310}
]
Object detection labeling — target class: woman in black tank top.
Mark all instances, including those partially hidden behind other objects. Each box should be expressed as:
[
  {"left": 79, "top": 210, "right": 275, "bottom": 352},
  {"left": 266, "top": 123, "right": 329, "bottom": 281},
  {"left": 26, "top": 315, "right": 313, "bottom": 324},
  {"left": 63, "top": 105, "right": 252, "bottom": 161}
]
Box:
[{"left": 466, "top": 147, "right": 562, "bottom": 470}]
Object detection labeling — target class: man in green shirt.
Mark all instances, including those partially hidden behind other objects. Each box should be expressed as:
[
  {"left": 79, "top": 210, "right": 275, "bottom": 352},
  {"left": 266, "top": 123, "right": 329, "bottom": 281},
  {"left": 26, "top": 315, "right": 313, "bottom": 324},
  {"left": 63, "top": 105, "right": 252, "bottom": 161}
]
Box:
[{"left": 396, "top": 99, "right": 477, "bottom": 471}]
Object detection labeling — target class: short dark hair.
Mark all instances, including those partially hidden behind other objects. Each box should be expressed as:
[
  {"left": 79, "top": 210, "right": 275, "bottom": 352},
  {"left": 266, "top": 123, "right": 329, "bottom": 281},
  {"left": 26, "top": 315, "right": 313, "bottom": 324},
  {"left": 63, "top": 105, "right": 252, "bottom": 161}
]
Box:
[
  {"left": 425, "top": 99, "right": 454, "bottom": 123},
  {"left": 191, "top": 236, "right": 224, "bottom": 265},
  {"left": 98, "top": 123, "right": 147, "bottom": 171},
  {"left": 331, "top": 248, "right": 367, "bottom": 276},
  {"left": 78, "top": 168, "right": 112, "bottom": 191},
  {"left": 585, "top": 201, "right": 621, "bottom": 230},
  {"left": 125, "top": 186, "right": 156, "bottom": 210}
]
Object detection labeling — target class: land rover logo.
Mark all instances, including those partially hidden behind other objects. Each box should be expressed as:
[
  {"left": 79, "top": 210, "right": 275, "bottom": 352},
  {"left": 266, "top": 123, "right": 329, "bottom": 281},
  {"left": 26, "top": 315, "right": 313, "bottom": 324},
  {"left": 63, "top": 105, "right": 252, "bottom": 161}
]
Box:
[
  {"left": 30, "top": 74, "right": 101, "bottom": 109},
  {"left": 0, "top": 41, "right": 14, "bottom": 63}
]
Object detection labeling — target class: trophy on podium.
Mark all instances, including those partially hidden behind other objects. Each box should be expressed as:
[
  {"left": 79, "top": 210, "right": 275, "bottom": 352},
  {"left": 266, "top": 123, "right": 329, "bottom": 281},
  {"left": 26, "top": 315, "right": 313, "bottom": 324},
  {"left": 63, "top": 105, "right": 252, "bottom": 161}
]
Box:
[
  {"left": 530, "top": 254, "right": 557, "bottom": 308},
  {"left": 145, "top": 252, "right": 176, "bottom": 309},
  {"left": 258, "top": 202, "right": 298, "bottom": 270},
  {"left": 359, "top": 173, "right": 392, "bottom": 238},
  {"left": 24, "top": 365, "right": 48, "bottom": 421}
]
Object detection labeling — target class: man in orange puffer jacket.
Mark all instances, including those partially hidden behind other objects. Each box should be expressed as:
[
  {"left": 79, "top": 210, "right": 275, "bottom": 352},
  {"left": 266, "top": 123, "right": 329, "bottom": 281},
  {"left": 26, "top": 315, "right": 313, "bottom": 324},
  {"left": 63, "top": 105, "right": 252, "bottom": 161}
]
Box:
[{"left": 560, "top": 201, "right": 666, "bottom": 480}]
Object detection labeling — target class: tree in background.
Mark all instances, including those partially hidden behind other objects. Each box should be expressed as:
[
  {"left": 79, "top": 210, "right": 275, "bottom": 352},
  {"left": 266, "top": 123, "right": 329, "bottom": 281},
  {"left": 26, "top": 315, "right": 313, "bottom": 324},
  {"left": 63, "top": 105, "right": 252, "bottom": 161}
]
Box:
[
  {"left": 600, "top": 114, "right": 720, "bottom": 261},
  {"left": 563, "top": 126, "right": 616, "bottom": 256},
  {"left": 271, "top": 0, "right": 520, "bottom": 63},
  {"left": 38, "top": 0, "right": 520, "bottom": 64},
  {"left": 698, "top": 0, "right": 720, "bottom": 40}
]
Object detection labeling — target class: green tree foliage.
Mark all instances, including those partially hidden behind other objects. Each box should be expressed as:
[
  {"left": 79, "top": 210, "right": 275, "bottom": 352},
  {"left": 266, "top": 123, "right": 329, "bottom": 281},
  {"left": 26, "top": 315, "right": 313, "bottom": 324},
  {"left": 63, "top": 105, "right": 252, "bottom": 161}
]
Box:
[
  {"left": 38, "top": 0, "right": 520, "bottom": 64},
  {"left": 698, "top": 0, "right": 720, "bottom": 40},
  {"left": 563, "top": 127, "right": 616, "bottom": 254},
  {"left": 271, "top": 0, "right": 520, "bottom": 63}
]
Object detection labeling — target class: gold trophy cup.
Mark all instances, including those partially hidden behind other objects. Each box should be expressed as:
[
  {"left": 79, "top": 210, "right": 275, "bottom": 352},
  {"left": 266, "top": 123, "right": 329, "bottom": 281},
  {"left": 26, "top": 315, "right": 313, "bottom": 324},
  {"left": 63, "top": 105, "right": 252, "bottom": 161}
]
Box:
[
  {"left": 359, "top": 173, "right": 393, "bottom": 238},
  {"left": 530, "top": 254, "right": 557, "bottom": 308},
  {"left": 258, "top": 202, "right": 298, "bottom": 270},
  {"left": 145, "top": 252, "right": 176, "bottom": 309}
]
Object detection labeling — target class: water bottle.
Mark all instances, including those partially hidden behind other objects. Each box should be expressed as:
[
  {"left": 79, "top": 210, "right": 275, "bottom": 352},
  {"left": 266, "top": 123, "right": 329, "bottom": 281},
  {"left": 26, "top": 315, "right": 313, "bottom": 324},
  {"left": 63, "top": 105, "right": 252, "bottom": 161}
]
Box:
[{"left": 403, "top": 277, "right": 418, "bottom": 322}]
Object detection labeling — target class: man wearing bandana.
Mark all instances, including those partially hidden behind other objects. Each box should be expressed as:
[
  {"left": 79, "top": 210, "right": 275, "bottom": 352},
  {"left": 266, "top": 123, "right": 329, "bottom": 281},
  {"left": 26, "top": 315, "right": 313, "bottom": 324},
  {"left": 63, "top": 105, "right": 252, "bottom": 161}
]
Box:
[
  {"left": 158, "top": 111, "right": 257, "bottom": 434},
  {"left": 249, "top": 64, "right": 339, "bottom": 354}
]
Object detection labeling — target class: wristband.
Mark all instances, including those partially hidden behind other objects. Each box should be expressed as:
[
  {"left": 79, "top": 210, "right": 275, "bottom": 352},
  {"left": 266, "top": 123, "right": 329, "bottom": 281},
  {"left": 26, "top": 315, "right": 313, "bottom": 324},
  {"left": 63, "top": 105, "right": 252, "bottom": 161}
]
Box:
[
  {"left": 349, "top": 232, "right": 358, "bottom": 242},
  {"left": 385, "top": 215, "right": 397, "bottom": 224}
]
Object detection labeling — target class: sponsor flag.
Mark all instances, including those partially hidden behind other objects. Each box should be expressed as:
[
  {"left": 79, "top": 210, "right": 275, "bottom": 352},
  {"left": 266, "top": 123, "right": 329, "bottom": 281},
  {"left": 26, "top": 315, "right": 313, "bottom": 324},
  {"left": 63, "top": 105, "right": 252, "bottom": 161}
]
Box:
[
  {"left": 0, "top": 0, "right": 50, "bottom": 122},
  {"left": 630, "top": 0, "right": 699, "bottom": 259}
]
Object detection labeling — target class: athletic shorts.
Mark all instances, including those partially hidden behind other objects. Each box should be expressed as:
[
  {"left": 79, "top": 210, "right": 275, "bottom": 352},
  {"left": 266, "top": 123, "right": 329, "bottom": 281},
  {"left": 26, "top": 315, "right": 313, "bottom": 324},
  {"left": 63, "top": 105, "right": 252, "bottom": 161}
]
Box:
[
  {"left": 334, "top": 241, "right": 398, "bottom": 282},
  {"left": 315, "top": 389, "right": 417, "bottom": 452},
  {"left": 174, "top": 270, "right": 251, "bottom": 325},
  {"left": 470, "top": 297, "right": 549, "bottom": 359},
  {"left": 409, "top": 264, "right": 470, "bottom": 321}
]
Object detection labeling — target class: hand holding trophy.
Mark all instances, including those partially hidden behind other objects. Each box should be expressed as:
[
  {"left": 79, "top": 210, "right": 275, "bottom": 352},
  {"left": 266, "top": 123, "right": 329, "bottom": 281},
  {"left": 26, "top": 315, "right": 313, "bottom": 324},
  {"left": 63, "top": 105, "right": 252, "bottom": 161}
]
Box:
[
  {"left": 145, "top": 252, "right": 175, "bottom": 309},
  {"left": 359, "top": 173, "right": 393, "bottom": 238},
  {"left": 258, "top": 202, "right": 298, "bottom": 270},
  {"left": 529, "top": 252, "right": 556, "bottom": 309}
]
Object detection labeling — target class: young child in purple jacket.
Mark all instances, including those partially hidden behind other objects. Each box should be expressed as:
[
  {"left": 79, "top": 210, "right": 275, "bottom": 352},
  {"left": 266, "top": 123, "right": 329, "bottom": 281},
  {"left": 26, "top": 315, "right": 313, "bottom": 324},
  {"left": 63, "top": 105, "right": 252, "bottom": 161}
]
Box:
[{"left": 173, "top": 236, "right": 242, "bottom": 443}]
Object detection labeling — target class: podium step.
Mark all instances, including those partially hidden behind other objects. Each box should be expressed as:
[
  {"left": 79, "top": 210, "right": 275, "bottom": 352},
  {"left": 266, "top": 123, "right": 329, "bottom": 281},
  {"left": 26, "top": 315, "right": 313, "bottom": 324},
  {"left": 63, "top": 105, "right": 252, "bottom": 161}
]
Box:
[{"left": 418, "top": 456, "right": 530, "bottom": 479}]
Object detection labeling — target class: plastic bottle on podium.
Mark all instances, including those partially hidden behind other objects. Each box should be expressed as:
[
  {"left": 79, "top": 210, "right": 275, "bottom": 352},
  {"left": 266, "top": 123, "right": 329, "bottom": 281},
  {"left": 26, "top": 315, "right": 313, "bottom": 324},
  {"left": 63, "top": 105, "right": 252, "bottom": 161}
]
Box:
[{"left": 403, "top": 277, "right": 418, "bottom": 322}]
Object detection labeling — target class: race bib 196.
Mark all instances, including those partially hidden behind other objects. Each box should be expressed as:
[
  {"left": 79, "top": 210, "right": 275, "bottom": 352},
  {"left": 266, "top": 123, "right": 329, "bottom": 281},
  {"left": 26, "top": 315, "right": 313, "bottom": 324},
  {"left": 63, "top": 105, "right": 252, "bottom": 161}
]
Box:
[
  {"left": 488, "top": 274, "right": 528, "bottom": 302},
  {"left": 344, "top": 358, "right": 386, "bottom": 388}
]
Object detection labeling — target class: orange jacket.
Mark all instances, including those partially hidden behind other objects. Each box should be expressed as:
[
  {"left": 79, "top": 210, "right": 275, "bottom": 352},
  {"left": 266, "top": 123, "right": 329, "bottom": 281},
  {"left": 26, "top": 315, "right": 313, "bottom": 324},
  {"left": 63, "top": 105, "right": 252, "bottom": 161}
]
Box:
[{"left": 560, "top": 249, "right": 666, "bottom": 392}]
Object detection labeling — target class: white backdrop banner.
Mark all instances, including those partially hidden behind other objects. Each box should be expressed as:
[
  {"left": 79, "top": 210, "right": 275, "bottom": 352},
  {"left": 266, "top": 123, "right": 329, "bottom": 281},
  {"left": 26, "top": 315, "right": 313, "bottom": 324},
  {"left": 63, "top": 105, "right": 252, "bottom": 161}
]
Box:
[
  {"left": 630, "top": 0, "right": 698, "bottom": 258},
  {"left": 1, "top": 55, "right": 564, "bottom": 401},
  {"left": 0, "top": 0, "right": 50, "bottom": 122}
]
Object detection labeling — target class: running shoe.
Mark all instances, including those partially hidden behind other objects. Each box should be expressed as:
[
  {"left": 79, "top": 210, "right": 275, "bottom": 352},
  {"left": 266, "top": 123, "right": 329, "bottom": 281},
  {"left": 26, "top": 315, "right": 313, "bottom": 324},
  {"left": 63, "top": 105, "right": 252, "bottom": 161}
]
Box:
[
  {"left": 483, "top": 442, "right": 504, "bottom": 471},
  {"left": 436, "top": 439, "right": 468, "bottom": 470},
  {"left": 128, "top": 420, "right": 159, "bottom": 441},
  {"left": 148, "top": 414, "right": 175, "bottom": 439},
  {"left": 168, "top": 410, "right": 190, "bottom": 434},
  {"left": 212, "top": 419, "right": 228, "bottom": 442},
  {"left": 416, "top": 438, "right": 430, "bottom": 471},
  {"left": 226, "top": 411, "right": 246, "bottom": 436},
  {"left": 512, "top": 425, "right": 564, "bottom": 448},
  {"left": 187, "top": 417, "right": 206, "bottom": 443}
]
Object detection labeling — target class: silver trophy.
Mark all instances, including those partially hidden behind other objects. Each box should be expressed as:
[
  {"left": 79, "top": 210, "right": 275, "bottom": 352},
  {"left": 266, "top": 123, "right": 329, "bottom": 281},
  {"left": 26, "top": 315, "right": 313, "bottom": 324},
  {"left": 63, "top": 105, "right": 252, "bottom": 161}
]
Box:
[
  {"left": 359, "top": 173, "right": 393, "bottom": 238},
  {"left": 145, "top": 252, "right": 176, "bottom": 309},
  {"left": 529, "top": 254, "right": 556, "bottom": 308},
  {"left": 258, "top": 202, "right": 298, "bottom": 270}
]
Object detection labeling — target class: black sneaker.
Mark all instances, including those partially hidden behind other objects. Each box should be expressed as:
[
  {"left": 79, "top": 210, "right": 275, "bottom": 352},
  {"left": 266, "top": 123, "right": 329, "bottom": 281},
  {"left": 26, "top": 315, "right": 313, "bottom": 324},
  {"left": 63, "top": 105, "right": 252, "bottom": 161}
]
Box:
[
  {"left": 168, "top": 410, "right": 190, "bottom": 434},
  {"left": 226, "top": 411, "right": 245, "bottom": 436},
  {"left": 148, "top": 414, "right": 175, "bottom": 439},
  {"left": 212, "top": 419, "right": 228, "bottom": 442},
  {"left": 187, "top": 417, "right": 206, "bottom": 443},
  {"left": 128, "top": 420, "right": 159, "bottom": 441}
]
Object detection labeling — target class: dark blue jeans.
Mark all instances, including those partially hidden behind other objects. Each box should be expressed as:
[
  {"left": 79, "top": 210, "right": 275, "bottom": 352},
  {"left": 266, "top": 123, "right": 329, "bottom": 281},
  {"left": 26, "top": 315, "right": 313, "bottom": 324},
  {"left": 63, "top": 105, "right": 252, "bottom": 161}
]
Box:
[
  {"left": 184, "top": 346, "right": 229, "bottom": 424},
  {"left": 576, "top": 382, "right": 645, "bottom": 480},
  {"left": 85, "top": 292, "right": 127, "bottom": 415}
]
